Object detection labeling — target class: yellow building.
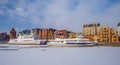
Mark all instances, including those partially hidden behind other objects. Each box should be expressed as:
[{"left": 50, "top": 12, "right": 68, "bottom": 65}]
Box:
[
  {"left": 83, "top": 23, "right": 100, "bottom": 41},
  {"left": 83, "top": 35, "right": 94, "bottom": 41},
  {"left": 93, "top": 35, "right": 99, "bottom": 41},
  {"left": 83, "top": 23, "right": 100, "bottom": 36},
  {"left": 68, "top": 32, "right": 77, "bottom": 38},
  {"left": 99, "top": 26, "right": 111, "bottom": 42},
  {"left": 111, "top": 28, "right": 118, "bottom": 43},
  {"left": 99, "top": 26, "right": 118, "bottom": 43}
]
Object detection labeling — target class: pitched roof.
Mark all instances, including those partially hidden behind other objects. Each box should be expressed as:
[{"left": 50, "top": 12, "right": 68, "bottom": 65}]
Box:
[
  {"left": 54, "top": 30, "right": 68, "bottom": 34},
  {"left": 10, "top": 28, "right": 16, "bottom": 33}
]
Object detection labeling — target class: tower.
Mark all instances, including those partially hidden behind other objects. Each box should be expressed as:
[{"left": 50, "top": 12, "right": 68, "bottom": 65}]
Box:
[{"left": 10, "top": 28, "right": 16, "bottom": 39}]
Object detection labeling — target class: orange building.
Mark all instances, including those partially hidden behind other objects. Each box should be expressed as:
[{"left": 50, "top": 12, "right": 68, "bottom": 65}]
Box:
[
  {"left": 99, "top": 26, "right": 118, "bottom": 43},
  {"left": 54, "top": 30, "right": 69, "bottom": 39},
  {"left": 10, "top": 28, "right": 16, "bottom": 39},
  {"left": 111, "top": 28, "right": 118, "bottom": 43},
  {"left": 47, "top": 29, "right": 56, "bottom": 39},
  {"left": 39, "top": 28, "right": 56, "bottom": 40},
  {"left": 99, "top": 26, "right": 111, "bottom": 42}
]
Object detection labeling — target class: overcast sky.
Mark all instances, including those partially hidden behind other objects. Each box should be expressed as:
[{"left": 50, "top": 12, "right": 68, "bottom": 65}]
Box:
[{"left": 0, "top": 0, "right": 120, "bottom": 33}]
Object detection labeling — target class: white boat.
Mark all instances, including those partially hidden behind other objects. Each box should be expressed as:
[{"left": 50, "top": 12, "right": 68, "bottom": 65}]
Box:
[
  {"left": 48, "top": 34, "right": 97, "bottom": 45},
  {"left": 8, "top": 33, "right": 47, "bottom": 45}
]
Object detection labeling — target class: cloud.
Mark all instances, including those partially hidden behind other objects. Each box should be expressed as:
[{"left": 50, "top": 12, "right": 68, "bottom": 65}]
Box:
[{"left": 0, "top": 0, "right": 120, "bottom": 33}]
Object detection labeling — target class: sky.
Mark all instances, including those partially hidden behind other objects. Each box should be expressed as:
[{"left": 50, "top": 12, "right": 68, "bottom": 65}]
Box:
[{"left": 0, "top": 0, "right": 120, "bottom": 33}]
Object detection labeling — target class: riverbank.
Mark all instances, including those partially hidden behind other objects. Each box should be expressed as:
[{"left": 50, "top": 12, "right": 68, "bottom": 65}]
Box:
[
  {"left": 97, "top": 42, "right": 120, "bottom": 47},
  {"left": 1, "top": 41, "right": 120, "bottom": 47}
]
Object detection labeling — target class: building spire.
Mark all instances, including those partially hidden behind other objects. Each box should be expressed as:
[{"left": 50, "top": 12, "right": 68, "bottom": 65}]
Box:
[{"left": 10, "top": 28, "right": 16, "bottom": 39}]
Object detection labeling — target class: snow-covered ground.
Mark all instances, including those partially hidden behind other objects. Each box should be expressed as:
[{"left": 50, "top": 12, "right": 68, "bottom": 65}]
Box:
[{"left": 0, "top": 47, "right": 120, "bottom": 65}]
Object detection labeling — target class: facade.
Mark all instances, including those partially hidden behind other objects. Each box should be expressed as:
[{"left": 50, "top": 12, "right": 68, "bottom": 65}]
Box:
[
  {"left": 38, "top": 29, "right": 42, "bottom": 39},
  {"left": 83, "top": 23, "right": 100, "bottom": 36},
  {"left": 99, "top": 26, "right": 118, "bottom": 43},
  {"left": 83, "top": 23, "right": 100, "bottom": 41},
  {"left": 118, "top": 36, "right": 120, "bottom": 42},
  {"left": 10, "top": 28, "right": 16, "bottom": 39},
  {"left": 39, "top": 28, "right": 56, "bottom": 40},
  {"left": 111, "top": 28, "right": 118, "bottom": 43},
  {"left": 117, "top": 23, "right": 120, "bottom": 36},
  {"left": 18, "top": 28, "right": 56, "bottom": 40},
  {"left": 47, "top": 28, "right": 56, "bottom": 39},
  {"left": 117, "top": 23, "right": 120, "bottom": 42},
  {"left": 18, "top": 28, "right": 76, "bottom": 40},
  {"left": 54, "top": 30, "right": 69, "bottom": 39},
  {"left": 99, "top": 26, "right": 111, "bottom": 42},
  {"left": 68, "top": 32, "right": 77, "bottom": 38}
]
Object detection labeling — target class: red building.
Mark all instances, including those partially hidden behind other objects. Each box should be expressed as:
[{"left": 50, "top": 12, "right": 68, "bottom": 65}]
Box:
[
  {"left": 10, "top": 28, "right": 16, "bottom": 39},
  {"left": 54, "top": 30, "right": 69, "bottom": 39}
]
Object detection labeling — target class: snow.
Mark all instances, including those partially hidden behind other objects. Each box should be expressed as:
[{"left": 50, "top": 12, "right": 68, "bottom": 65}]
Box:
[{"left": 0, "top": 47, "right": 120, "bottom": 65}]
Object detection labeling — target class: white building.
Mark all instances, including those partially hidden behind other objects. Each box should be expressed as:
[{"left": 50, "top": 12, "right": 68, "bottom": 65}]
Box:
[{"left": 117, "top": 23, "right": 120, "bottom": 36}]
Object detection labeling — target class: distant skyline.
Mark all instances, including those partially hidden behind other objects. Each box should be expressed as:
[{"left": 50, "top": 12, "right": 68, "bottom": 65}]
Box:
[{"left": 0, "top": 0, "right": 120, "bottom": 33}]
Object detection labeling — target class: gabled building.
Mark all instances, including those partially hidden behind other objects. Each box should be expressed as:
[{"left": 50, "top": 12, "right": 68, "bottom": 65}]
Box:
[{"left": 10, "top": 28, "right": 16, "bottom": 39}]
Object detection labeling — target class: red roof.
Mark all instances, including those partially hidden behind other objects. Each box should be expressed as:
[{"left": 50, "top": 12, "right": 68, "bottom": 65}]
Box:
[
  {"left": 10, "top": 28, "right": 16, "bottom": 33},
  {"left": 54, "top": 30, "right": 68, "bottom": 34}
]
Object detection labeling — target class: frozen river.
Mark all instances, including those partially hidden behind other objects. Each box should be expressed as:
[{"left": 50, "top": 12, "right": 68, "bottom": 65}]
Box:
[{"left": 0, "top": 47, "right": 120, "bottom": 65}]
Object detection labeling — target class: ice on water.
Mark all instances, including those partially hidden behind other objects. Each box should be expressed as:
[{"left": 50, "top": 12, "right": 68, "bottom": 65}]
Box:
[{"left": 0, "top": 46, "right": 120, "bottom": 65}]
